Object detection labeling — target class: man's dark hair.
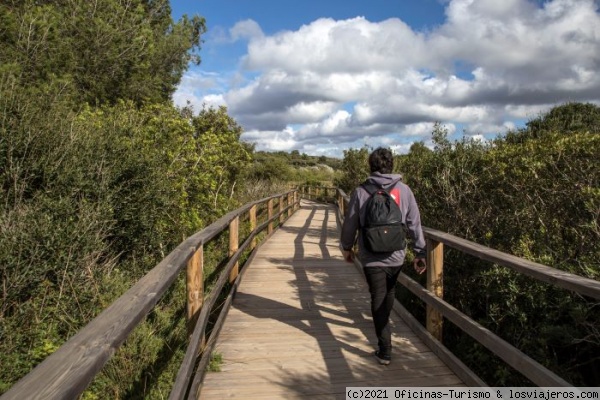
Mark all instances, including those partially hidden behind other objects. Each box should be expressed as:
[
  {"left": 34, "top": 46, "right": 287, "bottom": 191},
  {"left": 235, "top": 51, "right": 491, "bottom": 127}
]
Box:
[{"left": 369, "top": 147, "right": 394, "bottom": 174}]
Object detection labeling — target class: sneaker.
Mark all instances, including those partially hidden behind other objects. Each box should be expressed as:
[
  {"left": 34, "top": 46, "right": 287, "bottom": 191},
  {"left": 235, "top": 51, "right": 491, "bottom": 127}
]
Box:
[{"left": 373, "top": 350, "right": 391, "bottom": 365}]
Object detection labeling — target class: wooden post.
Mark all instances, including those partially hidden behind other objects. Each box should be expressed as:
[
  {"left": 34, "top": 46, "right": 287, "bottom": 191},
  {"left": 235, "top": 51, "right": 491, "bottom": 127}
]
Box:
[
  {"left": 294, "top": 190, "right": 298, "bottom": 211},
  {"left": 287, "top": 192, "right": 292, "bottom": 217},
  {"left": 426, "top": 238, "right": 444, "bottom": 341},
  {"left": 268, "top": 198, "right": 273, "bottom": 234},
  {"left": 279, "top": 195, "right": 284, "bottom": 223},
  {"left": 249, "top": 205, "right": 257, "bottom": 251},
  {"left": 186, "top": 246, "right": 203, "bottom": 335},
  {"left": 338, "top": 192, "right": 344, "bottom": 218},
  {"left": 229, "top": 216, "right": 239, "bottom": 283}
]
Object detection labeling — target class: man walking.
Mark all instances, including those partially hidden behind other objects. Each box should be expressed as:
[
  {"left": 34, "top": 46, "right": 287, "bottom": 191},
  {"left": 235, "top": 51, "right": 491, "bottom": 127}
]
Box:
[{"left": 340, "top": 147, "right": 426, "bottom": 365}]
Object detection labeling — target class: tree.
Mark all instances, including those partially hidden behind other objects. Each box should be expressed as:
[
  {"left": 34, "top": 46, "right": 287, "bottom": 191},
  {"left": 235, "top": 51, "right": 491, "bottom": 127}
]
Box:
[
  {"left": 334, "top": 146, "right": 370, "bottom": 193},
  {"left": 190, "top": 106, "right": 253, "bottom": 212},
  {"left": 505, "top": 102, "right": 600, "bottom": 144},
  {"left": 0, "top": 0, "right": 206, "bottom": 105},
  {"left": 0, "top": 98, "right": 255, "bottom": 394},
  {"left": 247, "top": 157, "right": 292, "bottom": 182}
]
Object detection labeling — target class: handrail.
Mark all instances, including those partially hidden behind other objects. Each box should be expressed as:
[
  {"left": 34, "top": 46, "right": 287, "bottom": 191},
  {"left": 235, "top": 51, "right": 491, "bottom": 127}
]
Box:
[
  {"left": 317, "top": 186, "right": 600, "bottom": 387},
  {"left": 2, "top": 189, "right": 300, "bottom": 400},
  {"left": 423, "top": 228, "right": 600, "bottom": 300}
]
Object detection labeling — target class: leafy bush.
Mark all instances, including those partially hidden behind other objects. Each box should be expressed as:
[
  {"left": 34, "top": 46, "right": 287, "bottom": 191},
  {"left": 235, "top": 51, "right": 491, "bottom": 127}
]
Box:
[
  {"left": 334, "top": 146, "right": 370, "bottom": 194},
  {"left": 0, "top": 92, "right": 251, "bottom": 395},
  {"left": 393, "top": 103, "right": 599, "bottom": 385},
  {"left": 0, "top": 1, "right": 258, "bottom": 396}
]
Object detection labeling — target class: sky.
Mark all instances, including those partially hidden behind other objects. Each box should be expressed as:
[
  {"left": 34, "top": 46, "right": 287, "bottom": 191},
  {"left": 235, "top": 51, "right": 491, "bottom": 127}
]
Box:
[{"left": 169, "top": 0, "right": 600, "bottom": 158}]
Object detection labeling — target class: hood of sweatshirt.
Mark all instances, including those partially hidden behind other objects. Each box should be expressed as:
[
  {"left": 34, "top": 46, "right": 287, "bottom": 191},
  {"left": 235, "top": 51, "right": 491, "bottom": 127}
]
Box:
[{"left": 363, "top": 172, "right": 403, "bottom": 190}]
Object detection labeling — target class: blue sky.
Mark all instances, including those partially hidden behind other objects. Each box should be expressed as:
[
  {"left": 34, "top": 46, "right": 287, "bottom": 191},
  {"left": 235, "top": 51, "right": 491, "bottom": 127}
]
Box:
[{"left": 169, "top": 0, "right": 600, "bottom": 157}]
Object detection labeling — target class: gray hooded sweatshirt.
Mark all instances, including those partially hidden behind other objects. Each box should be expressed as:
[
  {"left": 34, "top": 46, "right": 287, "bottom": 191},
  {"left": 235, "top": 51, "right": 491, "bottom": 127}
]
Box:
[{"left": 340, "top": 172, "right": 426, "bottom": 267}]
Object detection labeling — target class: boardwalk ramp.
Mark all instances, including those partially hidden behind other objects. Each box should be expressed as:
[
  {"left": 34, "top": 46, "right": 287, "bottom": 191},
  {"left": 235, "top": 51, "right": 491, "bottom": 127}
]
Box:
[{"left": 199, "top": 201, "right": 466, "bottom": 399}]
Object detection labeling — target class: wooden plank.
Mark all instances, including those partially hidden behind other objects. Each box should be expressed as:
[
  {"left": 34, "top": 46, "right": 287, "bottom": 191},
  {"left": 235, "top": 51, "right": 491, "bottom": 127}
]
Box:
[
  {"left": 200, "top": 375, "right": 464, "bottom": 399},
  {"left": 205, "top": 366, "right": 457, "bottom": 384},
  {"left": 214, "top": 337, "right": 430, "bottom": 354},
  {"left": 212, "top": 337, "right": 429, "bottom": 351},
  {"left": 211, "top": 363, "right": 452, "bottom": 381}
]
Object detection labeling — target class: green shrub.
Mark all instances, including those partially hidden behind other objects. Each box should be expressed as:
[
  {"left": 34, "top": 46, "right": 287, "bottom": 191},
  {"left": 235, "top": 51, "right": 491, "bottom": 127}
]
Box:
[{"left": 392, "top": 104, "right": 600, "bottom": 385}]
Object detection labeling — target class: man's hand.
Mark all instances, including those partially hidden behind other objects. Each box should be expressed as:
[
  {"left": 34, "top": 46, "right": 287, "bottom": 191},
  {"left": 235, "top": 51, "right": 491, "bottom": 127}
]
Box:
[
  {"left": 413, "top": 257, "right": 426, "bottom": 274},
  {"left": 342, "top": 249, "right": 354, "bottom": 263}
]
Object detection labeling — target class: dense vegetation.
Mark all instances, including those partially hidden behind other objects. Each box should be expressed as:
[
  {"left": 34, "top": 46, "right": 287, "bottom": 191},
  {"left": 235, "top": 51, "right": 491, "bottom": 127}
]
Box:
[
  {"left": 336, "top": 102, "right": 599, "bottom": 386},
  {"left": 0, "top": 1, "right": 258, "bottom": 397},
  {"left": 247, "top": 150, "right": 340, "bottom": 183}
]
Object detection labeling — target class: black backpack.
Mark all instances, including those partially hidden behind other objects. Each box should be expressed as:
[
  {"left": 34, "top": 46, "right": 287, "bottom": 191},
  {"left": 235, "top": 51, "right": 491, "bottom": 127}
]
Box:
[{"left": 361, "top": 183, "right": 406, "bottom": 253}]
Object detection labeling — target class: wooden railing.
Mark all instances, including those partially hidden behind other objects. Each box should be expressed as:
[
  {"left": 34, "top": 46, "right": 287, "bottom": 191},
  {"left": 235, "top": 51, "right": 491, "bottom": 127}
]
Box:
[
  {"left": 321, "top": 186, "right": 600, "bottom": 387},
  {"left": 6, "top": 184, "right": 599, "bottom": 397},
  {"left": 2, "top": 190, "right": 300, "bottom": 400}
]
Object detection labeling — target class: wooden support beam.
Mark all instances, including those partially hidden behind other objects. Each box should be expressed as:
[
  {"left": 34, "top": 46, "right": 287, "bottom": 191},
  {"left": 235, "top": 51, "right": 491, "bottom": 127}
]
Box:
[
  {"left": 186, "top": 246, "right": 203, "bottom": 336},
  {"left": 229, "top": 216, "right": 239, "bottom": 283},
  {"left": 279, "top": 195, "right": 284, "bottom": 223},
  {"left": 249, "top": 205, "right": 257, "bottom": 251},
  {"left": 426, "top": 238, "right": 444, "bottom": 341},
  {"left": 267, "top": 198, "right": 273, "bottom": 234}
]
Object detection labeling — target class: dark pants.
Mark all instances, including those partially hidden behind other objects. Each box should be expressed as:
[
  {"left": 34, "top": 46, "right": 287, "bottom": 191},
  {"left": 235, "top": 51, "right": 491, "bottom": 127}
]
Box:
[{"left": 364, "top": 266, "right": 402, "bottom": 357}]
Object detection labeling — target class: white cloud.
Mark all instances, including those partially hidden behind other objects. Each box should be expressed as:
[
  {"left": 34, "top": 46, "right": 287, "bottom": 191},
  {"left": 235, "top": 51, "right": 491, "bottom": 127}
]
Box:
[
  {"left": 175, "top": 0, "right": 600, "bottom": 156},
  {"left": 243, "top": 17, "right": 427, "bottom": 74},
  {"left": 242, "top": 127, "right": 297, "bottom": 151},
  {"left": 230, "top": 20, "right": 264, "bottom": 41},
  {"left": 201, "top": 94, "right": 227, "bottom": 109},
  {"left": 403, "top": 122, "right": 439, "bottom": 137},
  {"left": 433, "top": 0, "right": 600, "bottom": 84},
  {"left": 173, "top": 71, "right": 219, "bottom": 108},
  {"left": 172, "top": 71, "right": 230, "bottom": 112}
]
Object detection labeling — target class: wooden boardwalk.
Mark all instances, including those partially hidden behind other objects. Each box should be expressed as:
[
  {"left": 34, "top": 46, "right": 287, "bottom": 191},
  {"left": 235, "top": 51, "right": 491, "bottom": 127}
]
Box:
[{"left": 199, "top": 201, "right": 466, "bottom": 399}]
